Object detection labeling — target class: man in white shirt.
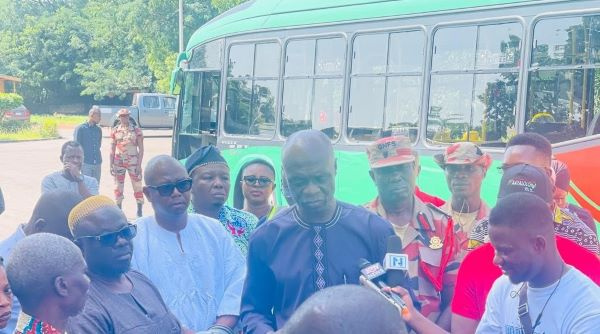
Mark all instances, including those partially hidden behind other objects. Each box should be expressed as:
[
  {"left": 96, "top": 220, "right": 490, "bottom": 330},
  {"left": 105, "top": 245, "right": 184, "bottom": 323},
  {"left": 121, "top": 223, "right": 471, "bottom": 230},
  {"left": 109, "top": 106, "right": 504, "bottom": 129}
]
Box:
[
  {"left": 477, "top": 192, "right": 600, "bottom": 333},
  {"left": 132, "top": 155, "right": 245, "bottom": 333}
]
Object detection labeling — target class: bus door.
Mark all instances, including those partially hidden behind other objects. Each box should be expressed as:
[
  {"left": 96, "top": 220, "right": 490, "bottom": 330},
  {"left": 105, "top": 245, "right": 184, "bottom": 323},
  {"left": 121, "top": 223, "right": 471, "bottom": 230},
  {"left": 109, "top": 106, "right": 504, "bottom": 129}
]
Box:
[{"left": 173, "top": 70, "right": 220, "bottom": 159}]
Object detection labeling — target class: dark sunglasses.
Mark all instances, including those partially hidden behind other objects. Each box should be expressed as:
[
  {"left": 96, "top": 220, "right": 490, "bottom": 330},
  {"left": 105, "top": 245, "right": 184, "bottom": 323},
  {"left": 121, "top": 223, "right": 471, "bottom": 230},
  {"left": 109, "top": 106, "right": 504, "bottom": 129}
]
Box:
[
  {"left": 76, "top": 224, "right": 137, "bottom": 246},
  {"left": 242, "top": 176, "right": 273, "bottom": 187},
  {"left": 148, "top": 178, "right": 193, "bottom": 196}
]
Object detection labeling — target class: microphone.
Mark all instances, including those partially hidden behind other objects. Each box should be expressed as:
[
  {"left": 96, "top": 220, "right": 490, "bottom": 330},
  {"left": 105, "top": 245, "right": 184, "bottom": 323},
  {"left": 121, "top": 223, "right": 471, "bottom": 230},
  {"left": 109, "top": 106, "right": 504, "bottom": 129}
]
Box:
[
  {"left": 357, "top": 258, "right": 409, "bottom": 316},
  {"left": 385, "top": 235, "right": 409, "bottom": 286},
  {"left": 384, "top": 235, "right": 421, "bottom": 310}
]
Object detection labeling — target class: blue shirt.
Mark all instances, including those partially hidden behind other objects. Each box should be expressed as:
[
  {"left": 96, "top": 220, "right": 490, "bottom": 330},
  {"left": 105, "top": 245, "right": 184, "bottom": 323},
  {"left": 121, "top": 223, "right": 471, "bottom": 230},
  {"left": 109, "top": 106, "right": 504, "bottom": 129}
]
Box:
[
  {"left": 74, "top": 122, "right": 102, "bottom": 165},
  {"left": 0, "top": 227, "right": 25, "bottom": 334},
  {"left": 240, "top": 202, "right": 394, "bottom": 334},
  {"left": 131, "top": 213, "right": 246, "bottom": 331},
  {"left": 41, "top": 171, "right": 99, "bottom": 196}
]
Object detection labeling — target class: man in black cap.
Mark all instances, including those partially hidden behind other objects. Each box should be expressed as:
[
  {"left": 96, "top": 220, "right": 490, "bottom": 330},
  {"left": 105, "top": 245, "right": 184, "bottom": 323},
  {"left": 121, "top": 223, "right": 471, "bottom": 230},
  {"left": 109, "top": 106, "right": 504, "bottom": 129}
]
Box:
[
  {"left": 185, "top": 145, "right": 258, "bottom": 254},
  {"left": 468, "top": 164, "right": 599, "bottom": 255}
]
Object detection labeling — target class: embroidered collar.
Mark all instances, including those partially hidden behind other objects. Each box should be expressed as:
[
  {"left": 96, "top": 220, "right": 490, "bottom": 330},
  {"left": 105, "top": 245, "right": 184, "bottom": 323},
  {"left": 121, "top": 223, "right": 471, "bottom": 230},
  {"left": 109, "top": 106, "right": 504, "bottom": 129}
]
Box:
[
  {"left": 293, "top": 202, "right": 342, "bottom": 230},
  {"left": 15, "top": 311, "right": 65, "bottom": 334}
]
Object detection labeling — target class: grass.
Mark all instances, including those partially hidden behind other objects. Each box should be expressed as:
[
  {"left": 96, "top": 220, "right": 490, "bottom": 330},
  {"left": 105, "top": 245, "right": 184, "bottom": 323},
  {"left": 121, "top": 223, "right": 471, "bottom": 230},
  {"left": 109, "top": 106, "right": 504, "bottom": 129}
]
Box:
[
  {"left": 0, "top": 115, "right": 64, "bottom": 141},
  {"left": 31, "top": 114, "right": 87, "bottom": 127}
]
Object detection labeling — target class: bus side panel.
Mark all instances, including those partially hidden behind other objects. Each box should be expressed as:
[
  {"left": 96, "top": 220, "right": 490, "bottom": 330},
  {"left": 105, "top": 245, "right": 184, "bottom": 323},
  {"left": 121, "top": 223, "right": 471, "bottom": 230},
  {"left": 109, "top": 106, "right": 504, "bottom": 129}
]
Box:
[
  {"left": 219, "top": 146, "right": 504, "bottom": 210},
  {"left": 555, "top": 144, "right": 600, "bottom": 225}
]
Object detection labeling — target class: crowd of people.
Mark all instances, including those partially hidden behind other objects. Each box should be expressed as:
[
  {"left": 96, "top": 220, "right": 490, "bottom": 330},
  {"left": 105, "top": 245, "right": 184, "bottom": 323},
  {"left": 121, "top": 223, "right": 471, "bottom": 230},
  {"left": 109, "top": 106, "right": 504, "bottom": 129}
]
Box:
[{"left": 0, "top": 105, "right": 598, "bottom": 334}]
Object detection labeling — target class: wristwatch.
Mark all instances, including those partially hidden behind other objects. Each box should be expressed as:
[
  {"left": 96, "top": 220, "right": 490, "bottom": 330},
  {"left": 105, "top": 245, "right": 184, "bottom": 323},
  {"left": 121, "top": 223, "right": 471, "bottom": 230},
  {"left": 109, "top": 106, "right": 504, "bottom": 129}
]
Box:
[{"left": 75, "top": 175, "right": 84, "bottom": 183}]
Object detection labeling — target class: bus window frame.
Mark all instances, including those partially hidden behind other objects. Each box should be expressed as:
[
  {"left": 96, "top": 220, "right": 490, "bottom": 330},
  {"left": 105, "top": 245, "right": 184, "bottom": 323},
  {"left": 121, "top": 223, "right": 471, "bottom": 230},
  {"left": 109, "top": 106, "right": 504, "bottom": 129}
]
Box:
[
  {"left": 346, "top": 26, "right": 427, "bottom": 145},
  {"left": 279, "top": 32, "right": 348, "bottom": 143},
  {"left": 525, "top": 9, "right": 600, "bottom": 147},
  {"left": 423, "top": 16, "right": 527, "bottom": 151},
  {"left": 222, "top": 38, "right": 282, "bottom": 141}
]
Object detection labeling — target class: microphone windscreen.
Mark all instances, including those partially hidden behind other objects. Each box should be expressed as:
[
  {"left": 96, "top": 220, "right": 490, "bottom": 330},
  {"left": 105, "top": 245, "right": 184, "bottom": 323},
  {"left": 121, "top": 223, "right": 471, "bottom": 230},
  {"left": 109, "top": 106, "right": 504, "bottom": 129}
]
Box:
[{"left": 387, "top": 234, "right": 403, "bottom": 253}]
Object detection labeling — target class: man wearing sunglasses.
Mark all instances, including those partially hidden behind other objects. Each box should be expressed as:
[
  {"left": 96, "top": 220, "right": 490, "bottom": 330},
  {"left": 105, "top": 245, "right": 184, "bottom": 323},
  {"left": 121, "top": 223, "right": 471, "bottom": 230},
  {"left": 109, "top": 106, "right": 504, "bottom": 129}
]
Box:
[
  {"left": 132, "top": 155, "right": 245, "bottom": 334},
  {"left": 67, "top": 195, "right": 189, "bottom": 334},
  {"left": 186, "top": 145, "right": 258, "bottom": 255}
]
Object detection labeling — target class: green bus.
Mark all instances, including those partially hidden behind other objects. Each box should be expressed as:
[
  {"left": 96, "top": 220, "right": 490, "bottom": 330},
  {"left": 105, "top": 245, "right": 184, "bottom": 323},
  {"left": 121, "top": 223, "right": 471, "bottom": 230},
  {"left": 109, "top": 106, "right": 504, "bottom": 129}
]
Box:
[{"left": 171, "top": 0, "right": 600, "bottom": 225}]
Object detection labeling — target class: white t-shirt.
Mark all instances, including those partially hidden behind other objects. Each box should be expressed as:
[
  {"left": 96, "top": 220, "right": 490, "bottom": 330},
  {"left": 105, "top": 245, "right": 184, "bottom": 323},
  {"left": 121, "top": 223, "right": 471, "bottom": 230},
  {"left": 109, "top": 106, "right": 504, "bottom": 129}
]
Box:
[{"left": 476, "top": 267, "right": 600, "bottom": 334}]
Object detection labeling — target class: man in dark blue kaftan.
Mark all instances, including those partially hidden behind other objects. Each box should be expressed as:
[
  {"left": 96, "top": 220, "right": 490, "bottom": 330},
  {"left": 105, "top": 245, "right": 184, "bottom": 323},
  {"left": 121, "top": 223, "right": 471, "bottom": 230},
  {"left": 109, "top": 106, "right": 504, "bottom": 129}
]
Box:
[{"left": 240, "top": 130, "right": 394, "bottom": 334}]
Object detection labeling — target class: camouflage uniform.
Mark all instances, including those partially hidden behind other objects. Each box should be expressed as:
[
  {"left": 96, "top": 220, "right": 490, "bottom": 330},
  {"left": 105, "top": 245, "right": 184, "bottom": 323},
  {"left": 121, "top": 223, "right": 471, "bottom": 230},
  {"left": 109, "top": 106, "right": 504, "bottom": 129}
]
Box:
[
  {"left": 111, "top": 124, "right": 144, "bottom": 205},
  {"left": 365, "top": 196, "right": 460, "bottom": 322},
  {"left": 441, "top": 201, "right": 490, "bottom": 260}
]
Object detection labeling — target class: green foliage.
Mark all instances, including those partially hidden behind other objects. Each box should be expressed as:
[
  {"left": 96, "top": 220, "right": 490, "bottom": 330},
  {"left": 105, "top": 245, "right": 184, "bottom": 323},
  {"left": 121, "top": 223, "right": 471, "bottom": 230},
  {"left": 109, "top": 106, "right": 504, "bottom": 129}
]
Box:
[
  {"left": 0, "top": 116, "right": 57, "bottom": 141},
  {"left": 0, "top": 93, "right": 24, "bottom": 111},
  {"left": 211, "top": 0, "right": 247, "bottom": 13},
  {"left": 0, "top": 0, "right": 219, "bottom": 103}
]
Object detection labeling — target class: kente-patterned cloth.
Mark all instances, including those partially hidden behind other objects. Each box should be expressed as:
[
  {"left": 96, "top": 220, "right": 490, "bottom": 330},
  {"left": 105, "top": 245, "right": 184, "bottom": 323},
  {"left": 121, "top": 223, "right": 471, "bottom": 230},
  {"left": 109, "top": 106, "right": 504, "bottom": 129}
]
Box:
[{"left": 14, "top": 311, "right": 64, "bottom": 334}]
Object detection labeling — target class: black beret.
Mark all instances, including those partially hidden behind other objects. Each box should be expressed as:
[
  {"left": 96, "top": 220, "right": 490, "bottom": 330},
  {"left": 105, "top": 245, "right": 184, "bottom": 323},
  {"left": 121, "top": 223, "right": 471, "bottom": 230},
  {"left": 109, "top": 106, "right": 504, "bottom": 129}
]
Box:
[{"left": 185, "top": 145, "right": 227, "bottom": 174}]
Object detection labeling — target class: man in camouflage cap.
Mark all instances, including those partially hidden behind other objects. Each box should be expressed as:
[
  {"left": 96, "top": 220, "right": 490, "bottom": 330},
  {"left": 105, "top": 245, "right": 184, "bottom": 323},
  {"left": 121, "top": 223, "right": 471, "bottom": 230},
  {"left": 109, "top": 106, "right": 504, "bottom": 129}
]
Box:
[
  {"left": 434, "top": 142, "right": 491, "bottom": 258},
  {"left": 364, "top": 136, "right": 459, "bottom": 330}
]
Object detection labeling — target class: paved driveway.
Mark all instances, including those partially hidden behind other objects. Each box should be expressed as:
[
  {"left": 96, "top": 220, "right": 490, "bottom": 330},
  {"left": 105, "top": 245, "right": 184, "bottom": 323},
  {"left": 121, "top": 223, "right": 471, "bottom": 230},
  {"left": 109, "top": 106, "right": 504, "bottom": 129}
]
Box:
[{"left": 0, "top": 127, "right": 172, "bottom": 239}]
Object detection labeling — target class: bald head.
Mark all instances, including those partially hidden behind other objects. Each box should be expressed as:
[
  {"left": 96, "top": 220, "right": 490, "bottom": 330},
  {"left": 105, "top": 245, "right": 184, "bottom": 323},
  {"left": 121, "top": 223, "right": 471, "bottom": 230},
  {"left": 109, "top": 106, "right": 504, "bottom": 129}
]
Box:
[
  {"left": 6, "top": 233, "right": 86, "bottom": 310},
  {"left": 26, "top": 190, "right": 83, "bottom": 239},
  {"left": 144, "top": 155, "right": 187, "bottom": 185},
  {"left": 281, "top": 130, "right": 337, "bottom": 221},
  {"left": 279, "top": 285, "right": 407, "bottom": 334},
  {"left": 282, "top": 130, "right": 334, "bottom": 169}
]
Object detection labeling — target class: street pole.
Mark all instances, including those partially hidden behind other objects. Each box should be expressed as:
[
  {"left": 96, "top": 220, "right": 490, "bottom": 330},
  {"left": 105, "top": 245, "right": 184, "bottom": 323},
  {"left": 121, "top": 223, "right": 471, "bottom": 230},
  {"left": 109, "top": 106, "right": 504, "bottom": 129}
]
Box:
[{"left": 178, "top": 0, "right": 184, "bottom": 53}]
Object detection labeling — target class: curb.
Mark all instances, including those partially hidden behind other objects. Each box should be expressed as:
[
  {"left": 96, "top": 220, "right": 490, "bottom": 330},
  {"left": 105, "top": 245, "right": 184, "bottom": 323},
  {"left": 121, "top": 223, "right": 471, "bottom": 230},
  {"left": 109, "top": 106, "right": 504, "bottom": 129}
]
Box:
[{"left": 0, "top": 136, "right": 61, "bottom": 144}]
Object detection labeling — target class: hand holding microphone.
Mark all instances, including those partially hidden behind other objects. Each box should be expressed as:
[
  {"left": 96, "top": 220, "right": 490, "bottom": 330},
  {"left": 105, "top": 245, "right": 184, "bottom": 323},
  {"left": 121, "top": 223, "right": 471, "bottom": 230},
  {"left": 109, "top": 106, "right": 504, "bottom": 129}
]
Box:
[{"left": 357, "top": 258, "right": 410, "bottom": 317}]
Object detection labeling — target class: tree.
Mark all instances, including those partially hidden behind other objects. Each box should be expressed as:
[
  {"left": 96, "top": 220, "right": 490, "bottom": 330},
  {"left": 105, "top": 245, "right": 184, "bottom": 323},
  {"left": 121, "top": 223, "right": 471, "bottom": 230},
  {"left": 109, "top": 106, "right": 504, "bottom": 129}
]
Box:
[{"left": 211, "top": 0, "right": 247, "bottom": 13}]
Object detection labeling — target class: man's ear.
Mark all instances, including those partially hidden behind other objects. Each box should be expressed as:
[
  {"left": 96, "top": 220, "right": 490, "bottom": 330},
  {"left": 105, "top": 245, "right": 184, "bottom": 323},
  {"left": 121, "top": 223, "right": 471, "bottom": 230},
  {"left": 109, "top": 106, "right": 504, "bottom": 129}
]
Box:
[
  {"left": 54, "top": 276, "right": 69, "bottom": 297},
  {"left": 32, "top": 218, "right": 47, "bottom": 233},
  {"left": 142, "top": 186, "right": 152, "bottom": 202},
  {"left": 533, "top": 235, "right": 547, "bottom": 253}
]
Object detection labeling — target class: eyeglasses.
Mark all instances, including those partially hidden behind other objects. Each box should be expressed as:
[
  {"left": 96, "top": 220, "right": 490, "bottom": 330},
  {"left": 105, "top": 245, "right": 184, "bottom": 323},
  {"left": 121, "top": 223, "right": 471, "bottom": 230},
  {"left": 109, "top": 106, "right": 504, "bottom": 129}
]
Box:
[
  {"left": 76, "top": 224, "right": 137, "bottom": 246},
  {"left": 147, "top": 178, "right": 193, "bottom": 196},
  {"left": 242, "top": 176, "right": 273, "bottom": 187}
]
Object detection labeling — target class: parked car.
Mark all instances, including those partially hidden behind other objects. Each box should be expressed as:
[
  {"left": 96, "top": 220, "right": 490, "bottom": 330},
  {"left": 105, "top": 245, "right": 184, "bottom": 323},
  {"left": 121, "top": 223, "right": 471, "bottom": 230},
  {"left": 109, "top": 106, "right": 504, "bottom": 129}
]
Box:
[
  {"left": 1, "top": 105, "right": 31, "bottom": 122},
  {"left": 98, "top": 93, "right": 176, "bottom": 128}
]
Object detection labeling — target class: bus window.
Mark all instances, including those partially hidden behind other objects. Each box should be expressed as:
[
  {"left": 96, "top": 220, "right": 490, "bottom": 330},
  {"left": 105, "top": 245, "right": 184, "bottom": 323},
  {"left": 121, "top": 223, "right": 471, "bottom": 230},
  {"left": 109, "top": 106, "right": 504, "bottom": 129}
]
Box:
[
  {"left": 428, "top": 22, "right": 522, "bottom": 146},
  {"left": 189, "top": 39, "right": 223, "bottom": 69},
  {"left": 282, "top": 79, "right": 312, "bottom": 136},
  {"left": 224, "top": 42, "right": 279, "bottom": 138},
  {"left": 281, "top": 37, "right": 345, "bottom": 139},
  {"left": 526, "top": 15, "right": 600, "bottom": 142},
  {"left": 349, "top": 30, "right": 425, "bottom": 142},
  {"left": 176, "top": 71, "right": 220, "bottom": 158}
]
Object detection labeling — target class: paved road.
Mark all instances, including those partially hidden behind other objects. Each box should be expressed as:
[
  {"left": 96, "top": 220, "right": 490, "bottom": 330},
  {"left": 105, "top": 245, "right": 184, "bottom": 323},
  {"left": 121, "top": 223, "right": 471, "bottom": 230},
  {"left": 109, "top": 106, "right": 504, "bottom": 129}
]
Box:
[{"left": 0, "top": 127, "right": 173, "bottom": 239}]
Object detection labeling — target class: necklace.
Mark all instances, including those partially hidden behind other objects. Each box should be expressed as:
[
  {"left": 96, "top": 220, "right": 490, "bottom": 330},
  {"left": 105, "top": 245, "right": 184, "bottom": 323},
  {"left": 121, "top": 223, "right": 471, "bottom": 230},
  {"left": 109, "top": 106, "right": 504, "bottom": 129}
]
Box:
[{"left": 530, "top": 263, "right": 566, "bottom": 332}]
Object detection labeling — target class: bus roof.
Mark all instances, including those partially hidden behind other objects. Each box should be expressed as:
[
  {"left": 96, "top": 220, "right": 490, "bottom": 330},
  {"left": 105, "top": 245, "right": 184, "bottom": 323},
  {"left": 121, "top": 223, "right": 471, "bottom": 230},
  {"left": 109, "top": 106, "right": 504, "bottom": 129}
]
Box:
[{"left": 187, "top": 0, "right": 553, "bottom": 51}]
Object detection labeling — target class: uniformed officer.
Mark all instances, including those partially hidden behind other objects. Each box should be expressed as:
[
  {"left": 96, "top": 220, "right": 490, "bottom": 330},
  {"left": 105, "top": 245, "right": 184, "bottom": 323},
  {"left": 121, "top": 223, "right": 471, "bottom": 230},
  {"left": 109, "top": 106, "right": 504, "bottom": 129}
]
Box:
[
  {"left": 364, "top": 136, "right": 459, "bottom": 331},
  {"left": 110, "top": 108, "right": 145, "bottom": 217}
]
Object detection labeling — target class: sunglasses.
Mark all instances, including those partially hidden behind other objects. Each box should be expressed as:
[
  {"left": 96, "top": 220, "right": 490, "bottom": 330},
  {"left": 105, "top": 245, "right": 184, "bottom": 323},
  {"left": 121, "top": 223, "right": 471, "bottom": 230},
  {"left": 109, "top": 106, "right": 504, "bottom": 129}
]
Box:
[
  {"left": 242, "top": 176, "right": 273, "bottom": 187},
  {"left": 76, "top": 224, "right": 137, "bottom": 246},
  {"left": 147, "top": 178, "right": 193, "bottom": 196}
]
